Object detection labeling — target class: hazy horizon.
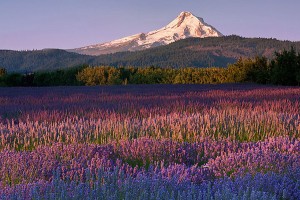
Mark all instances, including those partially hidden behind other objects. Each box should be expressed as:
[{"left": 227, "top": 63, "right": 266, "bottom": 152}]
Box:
[{"left": 1, "top": 0, "right": 300, "bottom": 50}]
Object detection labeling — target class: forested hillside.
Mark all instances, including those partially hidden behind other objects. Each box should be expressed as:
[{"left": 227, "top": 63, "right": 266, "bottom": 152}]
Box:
[
  {"left": 97, "top": 35, "right": 300, "bottom": 67},
  {"left": 0, "top": 49, "right": 93, "bottom": 73},
  {"left": 1, "top": 35, "right": 300, "bottom": 73}
]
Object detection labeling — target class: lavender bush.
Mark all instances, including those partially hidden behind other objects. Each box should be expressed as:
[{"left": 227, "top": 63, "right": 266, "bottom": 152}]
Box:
[
  {"left": 0, "top": 84, "right": 299, "bottom": 199},
  {"left": 1, "top": 168, "right": 299, "bottom": 200}
]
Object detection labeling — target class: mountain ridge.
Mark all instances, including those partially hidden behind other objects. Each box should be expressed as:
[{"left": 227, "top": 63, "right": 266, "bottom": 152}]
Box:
[
  {"left": 1, "top": 35, "right": 300, "bottom": 73},
  {"left": 69, "top": 11, "right": 223, "bottom": 55}
]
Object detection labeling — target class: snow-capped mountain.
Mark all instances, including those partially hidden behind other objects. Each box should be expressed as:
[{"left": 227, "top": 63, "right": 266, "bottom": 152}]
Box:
[{"left": 69, "top": 11, "right": 223, "bottom": 55}]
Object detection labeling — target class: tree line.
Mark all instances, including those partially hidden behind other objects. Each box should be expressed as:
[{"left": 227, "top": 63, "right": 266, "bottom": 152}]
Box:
[
  {"left": 0, "top": 47, "right": 299, "bottom": 86},
  {"left": 0, "top": 65, "right": 86, "bottom": 87}
]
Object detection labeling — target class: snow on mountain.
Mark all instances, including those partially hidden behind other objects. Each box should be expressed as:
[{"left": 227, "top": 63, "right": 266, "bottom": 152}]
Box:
[{"left": 69, "top": 11, "right": 223, "bottom": 55}]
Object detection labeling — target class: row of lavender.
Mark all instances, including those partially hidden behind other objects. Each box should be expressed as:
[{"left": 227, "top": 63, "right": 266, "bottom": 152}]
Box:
[
  {"left": 0, "top": 85, "right": 299, "bottom": 150},
  {"left": 2, "top": 169, "right": 299, "bottom": 199},
  {"left": 0, "top": 84, "right": 299, "bottom": 199},
  {"left": 0, "top": 137, "right": 299, "bottom": 199}
]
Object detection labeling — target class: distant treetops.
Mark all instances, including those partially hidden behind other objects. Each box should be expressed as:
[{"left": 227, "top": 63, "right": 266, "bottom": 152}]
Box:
[{"left": 76, "top": 47, "right": 300, "bottom": 86}]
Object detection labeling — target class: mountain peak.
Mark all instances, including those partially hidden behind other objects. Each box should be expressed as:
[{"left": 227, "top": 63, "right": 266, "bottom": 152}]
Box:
[
  {"left": 179, "top": 11, "right": 193, "bottom": 16},
  {"left": 167, "top": 11, "right": 201, "bottom": 28},
  {"left": 171, "top": 11, "right": 198, "bottom": 28},
  {"left": 70, "top": 11, "right": 223, "bottom": 55}
]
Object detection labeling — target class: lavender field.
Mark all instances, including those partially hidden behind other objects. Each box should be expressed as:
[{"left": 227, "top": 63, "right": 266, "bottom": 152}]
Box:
[{"left": 0, "top": 84, "right": 299, "bottom": 200}]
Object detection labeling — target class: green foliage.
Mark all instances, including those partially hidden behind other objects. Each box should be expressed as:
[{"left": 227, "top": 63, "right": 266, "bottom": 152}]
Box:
[
  {"left": 33, "top": 65, "right": 86, "bottom": 86},
  {"left": 270, "top": 47, "right": 300, "bottom": 85},
  {"left": 227, "top": 57, "right": 270, "bottom": 84},
  {"left": 77, "top": 66, "right": 122, "bottom": 85},
  {"left": 0, "top": 67, "right": 7, "bottom": 86},
  {"left": 248, "top": 57, "right": 270, "bottom": 84},
  {"left": 0, "top": 67, "right": 6, "bottom": 77},
  {"left": 77, "top": 66, "right": 236, "bottom": 85},
  {"left": 296, "top": 54, "right": 300, "bottom": 84},
  {"left": 107, "top": 67, "right": 123, "bottom": 85},
  {"left": 3, "top": 73, "right": 23, "bottom": 86},
  {"left": 0, "top": 65, "right": 86, "bottom": 87}
]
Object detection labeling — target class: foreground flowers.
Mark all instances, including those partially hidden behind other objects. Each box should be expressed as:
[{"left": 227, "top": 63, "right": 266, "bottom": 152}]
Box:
[{"left": 0, "top": 84, "right": 299, "bottom": 199}]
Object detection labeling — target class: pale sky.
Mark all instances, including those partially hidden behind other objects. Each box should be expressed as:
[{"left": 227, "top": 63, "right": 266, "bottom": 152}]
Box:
[{"left": 0, "top": 0, "right": 299, "bottom": 50}]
